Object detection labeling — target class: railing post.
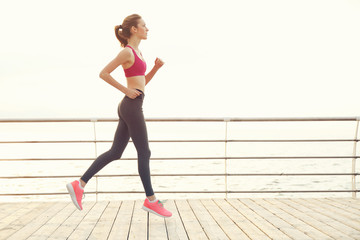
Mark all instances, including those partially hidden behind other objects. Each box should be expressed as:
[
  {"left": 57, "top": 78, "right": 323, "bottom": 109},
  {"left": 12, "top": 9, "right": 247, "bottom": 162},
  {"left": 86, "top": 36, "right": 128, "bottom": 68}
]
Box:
[
  {"left": 352, "top": 118, "right": 359, "bottom": 198},
  {"left": 224, "top": 118, "right": 231, "bottom": 199},
  {"left": 91, "top": 118, "right": 99, "bottom": 202}
]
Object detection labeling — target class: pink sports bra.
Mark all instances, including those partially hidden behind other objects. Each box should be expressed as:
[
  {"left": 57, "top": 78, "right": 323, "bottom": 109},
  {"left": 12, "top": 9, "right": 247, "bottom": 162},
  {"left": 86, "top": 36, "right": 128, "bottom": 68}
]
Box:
[{"left": 123, "top": 45, "right": 147, "bottom": 78}]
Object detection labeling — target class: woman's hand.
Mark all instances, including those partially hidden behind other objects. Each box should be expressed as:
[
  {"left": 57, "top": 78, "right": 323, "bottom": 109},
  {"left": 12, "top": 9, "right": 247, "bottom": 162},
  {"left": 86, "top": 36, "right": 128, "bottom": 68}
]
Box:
[
  {"left": 154, "top": 57, "right": 164, "bottom": 69},
  {"left": 125, "top": 88, "right": 142, "bottom": 99}
]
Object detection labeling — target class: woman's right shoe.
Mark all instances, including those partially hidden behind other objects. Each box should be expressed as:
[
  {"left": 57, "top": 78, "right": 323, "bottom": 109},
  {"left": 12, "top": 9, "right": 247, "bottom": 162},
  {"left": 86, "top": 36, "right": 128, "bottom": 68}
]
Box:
[
  {"left": 66, "top": 180, "right": 85, "bottom": 210},
  {"left": 142, "top": 198, "right": 172, "bottom": 218}
]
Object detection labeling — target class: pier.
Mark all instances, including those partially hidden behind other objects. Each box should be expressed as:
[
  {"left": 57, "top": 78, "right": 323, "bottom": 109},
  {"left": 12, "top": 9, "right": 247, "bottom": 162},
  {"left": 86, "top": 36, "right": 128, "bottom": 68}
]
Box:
[{"left": 0, "top": 117, "right": 359, "bottom": 239}]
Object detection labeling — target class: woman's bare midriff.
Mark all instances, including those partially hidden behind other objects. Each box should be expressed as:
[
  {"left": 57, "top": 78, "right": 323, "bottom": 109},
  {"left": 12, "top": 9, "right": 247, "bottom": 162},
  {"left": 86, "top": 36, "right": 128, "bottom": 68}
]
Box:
[{"left": 126, "top": 76, "right": 146, "bottom": 92}]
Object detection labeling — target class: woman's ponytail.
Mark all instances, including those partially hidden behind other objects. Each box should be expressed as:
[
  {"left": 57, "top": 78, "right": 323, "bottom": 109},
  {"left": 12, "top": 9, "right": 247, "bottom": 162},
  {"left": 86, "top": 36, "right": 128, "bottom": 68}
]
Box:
[
  {"left": 114, "top": 14, "right": 142, "bottom": 48},
  {"left": 115, "top": 25, "right": 128, "bottom": 47}
]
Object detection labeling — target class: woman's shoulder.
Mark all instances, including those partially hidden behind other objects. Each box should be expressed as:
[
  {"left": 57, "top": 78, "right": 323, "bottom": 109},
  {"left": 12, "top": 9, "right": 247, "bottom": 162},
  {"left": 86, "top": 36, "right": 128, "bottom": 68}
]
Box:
[
  {"left": 121, "top": 46, "right": 133, "bottom": 53},
  {"left": 123, "top": 46, "right": 137, "bottom": 57},
  {"left": 116, "top": 47, "right": 132, "bottom": 57},
  {"left": 111, "top": 47, "right": 132, "bottom": 64}
]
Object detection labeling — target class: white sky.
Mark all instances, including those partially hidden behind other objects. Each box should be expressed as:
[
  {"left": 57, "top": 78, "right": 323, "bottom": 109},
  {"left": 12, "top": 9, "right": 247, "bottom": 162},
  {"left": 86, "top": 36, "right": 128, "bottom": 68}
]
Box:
[{"left": 1, "top": 0, "right": 359, "bottom": 119}]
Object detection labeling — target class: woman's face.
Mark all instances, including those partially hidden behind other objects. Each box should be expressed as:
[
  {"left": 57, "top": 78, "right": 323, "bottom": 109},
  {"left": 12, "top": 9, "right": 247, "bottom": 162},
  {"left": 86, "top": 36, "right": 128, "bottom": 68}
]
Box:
[{"left": 134, "top": 18, "right": 149, "bottom": 40}]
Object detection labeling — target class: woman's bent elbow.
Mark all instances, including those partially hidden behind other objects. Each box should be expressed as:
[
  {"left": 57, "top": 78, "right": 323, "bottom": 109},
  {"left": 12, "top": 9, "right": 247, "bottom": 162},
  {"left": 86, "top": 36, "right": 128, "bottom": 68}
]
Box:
[{"left": 99, "top": 72, "right": 108, "bottom": 79}]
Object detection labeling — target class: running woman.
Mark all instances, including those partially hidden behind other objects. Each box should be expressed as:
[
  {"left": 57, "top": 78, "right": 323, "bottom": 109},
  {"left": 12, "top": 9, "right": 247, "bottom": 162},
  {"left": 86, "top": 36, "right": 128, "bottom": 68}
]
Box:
[{"left": 66, "top": 14, "right": 172, "bottom": 218}]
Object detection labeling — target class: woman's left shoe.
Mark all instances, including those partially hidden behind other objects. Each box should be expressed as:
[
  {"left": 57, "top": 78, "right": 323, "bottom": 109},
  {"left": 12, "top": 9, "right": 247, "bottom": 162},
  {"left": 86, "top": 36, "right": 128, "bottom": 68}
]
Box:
[{"left": 142, "top": 198, "right": 172, "bottom": 218}]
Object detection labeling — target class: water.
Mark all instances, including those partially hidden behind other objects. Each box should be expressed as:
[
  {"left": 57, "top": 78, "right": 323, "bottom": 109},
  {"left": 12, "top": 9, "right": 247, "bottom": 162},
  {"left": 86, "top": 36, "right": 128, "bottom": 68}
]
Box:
[{"left": 0, "top": 120, "right": 358, "bottom": 201}]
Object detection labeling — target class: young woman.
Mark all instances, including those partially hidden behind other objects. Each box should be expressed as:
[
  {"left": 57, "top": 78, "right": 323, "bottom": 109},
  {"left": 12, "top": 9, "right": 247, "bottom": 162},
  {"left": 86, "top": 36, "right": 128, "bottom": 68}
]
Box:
[{"left": 66, "top": 14, "right": 172, "bottom": 218}]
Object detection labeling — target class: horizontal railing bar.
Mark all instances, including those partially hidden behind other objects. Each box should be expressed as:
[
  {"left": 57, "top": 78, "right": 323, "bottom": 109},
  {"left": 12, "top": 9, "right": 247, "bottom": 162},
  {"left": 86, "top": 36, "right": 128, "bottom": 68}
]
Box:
[
  {"left": 1, "top": 156, "right": 359, "bottom": 161},
  {"left": 0, "top": 117, "right": 359, "bottom": 123},
  {"left": 0, "top": 190, "right": 358, "bottom": 196},
  {"left": 0, "top": 139, "right": 358, "bottom": 144},
  {"left": 1, "top": 173, "right": 359, "bottom": 179},
  {"left": 226, "top": 139, "right": 359, "bottom": 142}
]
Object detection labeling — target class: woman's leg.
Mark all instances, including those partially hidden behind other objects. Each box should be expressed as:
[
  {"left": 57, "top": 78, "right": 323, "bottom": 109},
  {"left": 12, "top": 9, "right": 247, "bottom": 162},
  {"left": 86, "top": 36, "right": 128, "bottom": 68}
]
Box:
[
  {"left": 120, "top": 96, "right": 154, "bottom": 197},
  {"left": 80, "top": 116, "right": 130, "bottom": 184},
  {"left": 127, "top": 112, "right": 154, "bottom": 197}
]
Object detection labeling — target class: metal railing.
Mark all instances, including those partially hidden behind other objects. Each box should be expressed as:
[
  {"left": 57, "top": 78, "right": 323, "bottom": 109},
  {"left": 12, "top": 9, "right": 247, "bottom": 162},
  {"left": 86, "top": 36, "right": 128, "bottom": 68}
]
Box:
[{"left": 0, "top": 117, "right": 359, "bottom": 199}]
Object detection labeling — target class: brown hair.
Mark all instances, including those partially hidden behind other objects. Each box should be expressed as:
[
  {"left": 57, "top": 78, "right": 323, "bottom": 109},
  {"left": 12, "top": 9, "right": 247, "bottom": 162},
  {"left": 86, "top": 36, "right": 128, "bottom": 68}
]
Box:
[{"left": 115, "top": 14, "right": 142, "bottom": 48}]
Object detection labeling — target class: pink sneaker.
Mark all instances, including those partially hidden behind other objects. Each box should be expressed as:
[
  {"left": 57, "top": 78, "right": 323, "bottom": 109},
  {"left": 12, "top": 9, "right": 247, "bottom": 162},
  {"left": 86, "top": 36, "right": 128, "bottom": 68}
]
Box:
[
  {"left": 66, "top": 180, "right": 85, "bottom": 210},
  {"left": 142, "top": 198, "right": 172, "bottom": 218}
]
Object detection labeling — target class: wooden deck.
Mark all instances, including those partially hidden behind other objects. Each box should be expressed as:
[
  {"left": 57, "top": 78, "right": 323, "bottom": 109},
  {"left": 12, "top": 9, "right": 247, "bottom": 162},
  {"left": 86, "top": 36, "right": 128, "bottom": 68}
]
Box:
[{"left": 0, "top": 198, "right": 359, "bottom": 239}]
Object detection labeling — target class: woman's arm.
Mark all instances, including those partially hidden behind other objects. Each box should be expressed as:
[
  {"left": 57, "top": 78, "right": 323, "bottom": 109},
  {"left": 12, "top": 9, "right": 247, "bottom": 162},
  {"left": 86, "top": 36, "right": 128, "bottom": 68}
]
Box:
[
  {"left": 99, "top": 49, "right": 131, "bottom": 94},
  {"left": 145, "top": 57, "right": 164, "bottom": 85}
]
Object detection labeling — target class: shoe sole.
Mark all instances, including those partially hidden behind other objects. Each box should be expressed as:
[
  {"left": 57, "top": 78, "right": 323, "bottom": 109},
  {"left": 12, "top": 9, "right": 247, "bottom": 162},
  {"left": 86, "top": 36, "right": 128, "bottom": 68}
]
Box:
[
  {"left": 66, "top": 183, "right": 82, "bottom": 211},
  {"left": 141, "top": 205, "right": 171, "bottom": 218}
]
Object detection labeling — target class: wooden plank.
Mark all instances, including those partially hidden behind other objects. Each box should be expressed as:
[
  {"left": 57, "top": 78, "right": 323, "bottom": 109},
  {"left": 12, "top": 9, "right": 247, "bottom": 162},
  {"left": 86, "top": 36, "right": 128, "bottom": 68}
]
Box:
[
  {"left": 107, "top": 200, "right": 133, "bottom": 240},
  {"left": 47, "top": 201, "right": 97, "bottom": 240},
  {"left": 27, "top": 202, "right": 76, "bottom": 240},
  {"left": 0, "top": 202, "right": 39, "bottom": 227},
  {"left": 188, "top": 199, "right": 229, "bottom": 239},
  {"left": 0, "top": 202, "right": 29, "bottom": 221},
  {"left": 226, "top": 198, "right": 291, "bottom": 240},
  {"left": 201, "top": 199, "right": 250, "bottom": 240},
  {"left": 348, "top": 198, "right": 360, "bottom": 203},
  {"left": 295, "top": 198, "right": 360, "bottom": 235},
  {"left": 164, "top": 199, "right": 188, "bottom": 240},
  {"left": 148, "top": 204, "right": 167, "bottom": 240},
  {"left": 0, "top": 202, "right": 42, "bottom": 231},
  {"left": 329, "top": 198, "right": 360, "bottom": 205},
  {"left": 258, "top": 198, "right": 332, "bottom": 240},
  {"left": 327, "top": 198, "right": 360, "bottom": 211},
  {"left": 279, "top": 198, "right": 355, "bottom": 240},
  {"left": 213, "top": 198, "right": 270, "bottom": 240},
  {"left": 175, "top": 199, "right": 208, "bottom": 239},
  {"left": 293, "top": 198, "right": 360, "bottom": 236},
  {"left": 128, "top": 199, "right": 147, "bottom": 240},
  {"left": 266, "top": 198, "right": 350, "bottom": 240},
  {"left": 88, "top": 201, "right": 121, "bottom": 240},
  {"left": 241, "top": 198, "right": 311, "bottom": 240},
  {"left": 0, "top": 202, "right": 53, "bottom": 240},
  {"left": 67, "top": 201, "right": 109, "bottom": 240},
  {"left": 316, "top": 198, "right": 360, "bottom": 216},
  {"left": 7, "top": 201, "right": 68, "bottom": 240}
]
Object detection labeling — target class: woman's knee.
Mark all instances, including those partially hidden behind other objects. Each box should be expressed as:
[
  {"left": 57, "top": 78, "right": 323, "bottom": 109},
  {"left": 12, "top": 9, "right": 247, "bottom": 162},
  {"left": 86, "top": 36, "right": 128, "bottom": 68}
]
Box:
[
  {"left": 137, "top": 149, "right": 151, "bottom": 165},
  {"left": 142, "top": 148, "right": 151, "bottom": 159},
  {"left": 107, "top": 147, "right": 123, "bottom": 160}
]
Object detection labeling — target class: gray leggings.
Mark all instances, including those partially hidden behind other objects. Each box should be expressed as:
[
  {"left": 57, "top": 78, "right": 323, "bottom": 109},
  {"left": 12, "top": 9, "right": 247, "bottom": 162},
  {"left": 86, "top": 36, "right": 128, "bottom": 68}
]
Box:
[{"left": 80, "top": 89, "right": 154, "bottom": 196}]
